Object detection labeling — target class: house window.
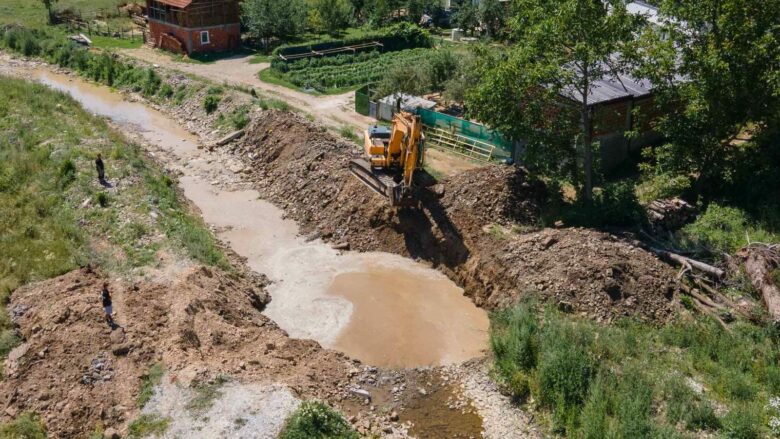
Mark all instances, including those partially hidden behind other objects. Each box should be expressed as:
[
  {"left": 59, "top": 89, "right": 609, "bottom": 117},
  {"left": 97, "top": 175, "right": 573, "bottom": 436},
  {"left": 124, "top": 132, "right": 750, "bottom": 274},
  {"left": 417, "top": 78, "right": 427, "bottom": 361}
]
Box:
[{"left": 200, "top": 31, "right": 210, "bottom": 45}]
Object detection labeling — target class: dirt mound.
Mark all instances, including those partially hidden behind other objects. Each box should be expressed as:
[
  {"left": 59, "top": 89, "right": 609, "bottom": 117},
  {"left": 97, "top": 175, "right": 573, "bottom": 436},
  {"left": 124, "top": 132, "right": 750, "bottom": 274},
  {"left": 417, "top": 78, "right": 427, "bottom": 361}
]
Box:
[
  {"left": 1, "top": 266, "right": 354, "bottom": 438},
  {"left": 225, "top": 110, "right": 678, "bottom": 322}
]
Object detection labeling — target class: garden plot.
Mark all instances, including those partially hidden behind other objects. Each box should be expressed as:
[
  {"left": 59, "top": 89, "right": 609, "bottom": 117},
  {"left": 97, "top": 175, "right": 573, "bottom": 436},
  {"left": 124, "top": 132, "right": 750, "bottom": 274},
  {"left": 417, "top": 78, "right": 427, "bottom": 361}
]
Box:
[{"left": 272, "top": 48, "right": 433, "bottom": 92}]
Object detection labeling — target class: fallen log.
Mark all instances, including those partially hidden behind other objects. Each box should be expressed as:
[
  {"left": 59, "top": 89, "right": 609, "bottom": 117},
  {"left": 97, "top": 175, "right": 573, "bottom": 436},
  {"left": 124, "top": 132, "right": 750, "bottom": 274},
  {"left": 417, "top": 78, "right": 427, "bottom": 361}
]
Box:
[
  {"left": 742, "top": 247, "right": 780, "bottom": 323},
  {"left": 640, "top": 243, "right": 725, "bottom": 279}
]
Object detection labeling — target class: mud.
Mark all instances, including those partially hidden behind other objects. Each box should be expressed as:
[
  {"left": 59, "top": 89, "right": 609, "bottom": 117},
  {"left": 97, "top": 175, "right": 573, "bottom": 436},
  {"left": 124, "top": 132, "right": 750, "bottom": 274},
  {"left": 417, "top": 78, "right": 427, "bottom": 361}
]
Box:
[
  {"left": 26, "top": 67, "right": 490, "bottom": 369},
  {"left": 226, "top": 112, "right": 680, "bottom": 323}
]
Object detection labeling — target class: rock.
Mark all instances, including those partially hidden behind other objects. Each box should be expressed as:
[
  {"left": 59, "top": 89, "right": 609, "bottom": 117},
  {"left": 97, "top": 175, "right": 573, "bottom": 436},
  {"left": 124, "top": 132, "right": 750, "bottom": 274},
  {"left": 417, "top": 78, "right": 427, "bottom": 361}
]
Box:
[
  {"left": 216, "top": 129, "right": 245, "bottom": 147},
  {"left": 331, "top": 242, "right": 350, "bottom": 250},
  {"left": 5, "top": 406, "right": 18, "bottom": 418},
  {"left": 418, "top": 387, "right": 427, "bottom": 396},
  {"left": 349, "top": 388, "right": 371, "bottom": 401},
  {"left": 389, "top": 411, "right": 399, "bottom": 422},
  {"left": 541, "top": 235, "right": 558, "bottom": 249},
  {"left": 111, "top": 344, "right": 131, "bottom": 356},
  {"left": 109, "top": 328, "right": 126, "bottom": 344},
  {"left": 431, "top": 184, "right": 446, "bottom": 197},
  {"left": 103, "top": 427, "right": 120, "bottom": 439}
]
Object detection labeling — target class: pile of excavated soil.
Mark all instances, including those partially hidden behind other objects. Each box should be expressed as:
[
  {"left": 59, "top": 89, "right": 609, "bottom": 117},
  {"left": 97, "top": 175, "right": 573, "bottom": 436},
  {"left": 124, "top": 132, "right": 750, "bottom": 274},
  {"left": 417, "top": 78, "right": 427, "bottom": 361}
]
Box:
[
  {"left": 0, "top": 266, "right": 355, "bottom": 438},
  {"left": 226, "top": 111, "right": 679, "bottom": 322}
]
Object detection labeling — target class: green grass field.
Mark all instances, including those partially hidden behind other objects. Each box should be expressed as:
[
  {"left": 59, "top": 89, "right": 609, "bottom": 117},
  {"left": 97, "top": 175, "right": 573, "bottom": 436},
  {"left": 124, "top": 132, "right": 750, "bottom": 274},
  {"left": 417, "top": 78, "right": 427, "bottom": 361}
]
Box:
[{"left": 0, "top": 0, "right": 132, "bottom": 27}]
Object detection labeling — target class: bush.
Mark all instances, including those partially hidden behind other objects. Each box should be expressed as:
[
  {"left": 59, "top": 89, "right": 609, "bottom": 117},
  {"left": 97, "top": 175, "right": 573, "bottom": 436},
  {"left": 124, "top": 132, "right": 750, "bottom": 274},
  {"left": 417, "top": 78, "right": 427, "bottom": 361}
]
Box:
[
  {"left": 57, "top": 159, "right": 77, "bottom": 188},
  {"left": 203, "top": 94, "right": 220, "bottom": 114},
  {"left": 279, "top": 401, "right": 358, "bottom": 439},
  {"left": 95, "top": 192, "right": 109, "bottom": 208},
  {"left": 678, "top": 204, "right": 778, "bottom": 254},
  {"left": 157, "top": 83, "right": 174, "bottom": 99},
  {"left": 230, "top": 106, "right": 250, "bottom": 130},
  {"left": 721, "top": 403, "right": 764, "bottom": 439},
  {"left": 0, "top": 412, "right": 47, "bottom": 439}
]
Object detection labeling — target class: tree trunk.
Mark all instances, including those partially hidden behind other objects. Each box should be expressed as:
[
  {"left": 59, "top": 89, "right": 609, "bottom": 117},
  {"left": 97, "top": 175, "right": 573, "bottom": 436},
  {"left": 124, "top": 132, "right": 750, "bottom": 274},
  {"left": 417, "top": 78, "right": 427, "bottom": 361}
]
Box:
[
  {"left": 744, "top": 248, "right": 780, "bottom": 323},
  {"left": 581, "top": 69, "right": 593, "bottom": 202}
]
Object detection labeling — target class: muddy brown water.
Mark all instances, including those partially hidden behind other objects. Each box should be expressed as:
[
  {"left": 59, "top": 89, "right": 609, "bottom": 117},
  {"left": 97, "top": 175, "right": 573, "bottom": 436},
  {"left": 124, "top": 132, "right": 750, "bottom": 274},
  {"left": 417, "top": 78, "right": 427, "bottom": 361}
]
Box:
[{"left": 29, "top": 69, "right": 489, "bottom": 369}]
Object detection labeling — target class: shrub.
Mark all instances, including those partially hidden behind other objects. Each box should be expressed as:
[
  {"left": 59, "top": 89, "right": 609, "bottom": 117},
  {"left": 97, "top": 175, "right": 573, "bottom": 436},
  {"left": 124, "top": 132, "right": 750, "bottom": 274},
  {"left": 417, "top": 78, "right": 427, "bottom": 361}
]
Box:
[
  {"left": 57, "top": 159, "right": 77, "bottom": 188},
  {"left": 203, "top": 94, "right": 220, "bottom": 114},
  {"left": 678, "top": 204, "right": 778, "bottom": 254},
  {"left": 230, "top": 107, "right": 250, "bottom": 130},
  {"left": 157, "top": 83, "right": 174, "bottom": 99},
  {"left": 721, "top": 403, "right": 764, "bottom": 439},
  {"left": 142, "top": 69, "right": 162, "bottom": 97},
  {"left": 279, "top": 401, "right": 358, "bottom": 439},
  {"left": 0, "top": 412, "right": 47, "bottom": 439},
  {"left": 95, "top": 192, "right": 109, "bottom": 208}
]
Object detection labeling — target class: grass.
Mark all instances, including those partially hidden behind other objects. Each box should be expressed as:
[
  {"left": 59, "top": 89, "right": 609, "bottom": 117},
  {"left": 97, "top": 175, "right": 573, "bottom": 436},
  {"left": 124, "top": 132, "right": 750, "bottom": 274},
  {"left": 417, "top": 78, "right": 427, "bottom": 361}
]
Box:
[
  {"left": 0, "top": 0, "right": 134, "bottom": 31},
  {"left": 137, "top": 362, "right": 165, "bottom": 408},
  {"left": 127, "top": 414, "right": 170, "bottom": 438},
  {"left": 490, "top": 301, "right": 780, "bottom": 437},
  {"left": 676, "top": 203, "right": 779, "bottom": 256},
  {"left": 89, "top": 35, "right": 143, "bottom": 50},
  {"left": 279, "top": 401, "right": 358, "bottom": 439},
  {"left": 185, "top": 376, "right": 229, "bottom": 415},
  {"left": 0, "top": 412, "right": 47, "bottom": 438}
]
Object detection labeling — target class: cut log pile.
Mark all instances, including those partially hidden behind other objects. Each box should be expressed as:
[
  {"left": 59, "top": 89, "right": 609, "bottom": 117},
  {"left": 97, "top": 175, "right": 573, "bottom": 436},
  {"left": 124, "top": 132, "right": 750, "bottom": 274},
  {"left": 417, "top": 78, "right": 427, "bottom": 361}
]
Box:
[
  {"left": 739, "top": 244, "right": 780, "bottom": 323},
  {"left": 646, "top": 198, "right": 697, "bottom": 231}
]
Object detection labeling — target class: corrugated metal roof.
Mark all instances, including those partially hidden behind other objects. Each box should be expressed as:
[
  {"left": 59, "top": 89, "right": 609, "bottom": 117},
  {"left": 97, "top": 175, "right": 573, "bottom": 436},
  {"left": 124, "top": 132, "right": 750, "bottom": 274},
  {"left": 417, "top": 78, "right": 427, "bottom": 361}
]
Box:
[
  {"left": 562, "top": 70, "right": 654, "bottom": 106},
  {"left": 155, "top": 0, "right": 192, "bottom": 8}
]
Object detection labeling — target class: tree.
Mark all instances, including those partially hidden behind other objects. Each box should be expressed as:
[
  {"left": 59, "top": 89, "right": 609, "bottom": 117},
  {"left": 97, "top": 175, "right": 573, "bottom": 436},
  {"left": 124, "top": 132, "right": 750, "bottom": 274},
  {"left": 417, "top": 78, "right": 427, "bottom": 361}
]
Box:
[
  {"left": 452, "top": 1, "right": 478, "bottom": 36},
  {"left": 242, "top": 0, "right": 308, "bottom": 49},
  {"left": 309, "top": 0, "right": 353, "bottom": 34},
  {"left": 465, "top": 0, "right": 643, "bottom": 201},
  {"left": 478, "top": 0, "right": 505, "bottom": 39},
  {"left": 637, "top": 0, "right": 780, "bottom": 201},
  {"left": 41, "top": 0, "right": 58, "bottom": 24}
]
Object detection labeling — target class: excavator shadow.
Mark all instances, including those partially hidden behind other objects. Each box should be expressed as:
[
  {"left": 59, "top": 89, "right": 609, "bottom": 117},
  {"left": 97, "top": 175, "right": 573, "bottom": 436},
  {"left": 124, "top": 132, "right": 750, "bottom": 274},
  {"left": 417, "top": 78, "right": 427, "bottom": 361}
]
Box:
[{"left": 395, "top": 184, "right": 470, "bottom": 268}]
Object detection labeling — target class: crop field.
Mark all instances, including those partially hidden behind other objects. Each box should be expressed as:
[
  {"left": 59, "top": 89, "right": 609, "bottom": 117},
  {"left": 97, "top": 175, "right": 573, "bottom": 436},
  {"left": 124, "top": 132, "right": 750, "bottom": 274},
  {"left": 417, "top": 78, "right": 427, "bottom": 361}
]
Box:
[{"left": 271, "top": 48, "right": 433, "bottom": 92}]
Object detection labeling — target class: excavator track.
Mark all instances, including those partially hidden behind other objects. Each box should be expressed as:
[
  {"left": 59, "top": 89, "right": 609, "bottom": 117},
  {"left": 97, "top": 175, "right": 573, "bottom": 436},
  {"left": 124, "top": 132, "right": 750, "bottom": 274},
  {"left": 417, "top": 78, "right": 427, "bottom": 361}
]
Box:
[{"left": 349, "top": 159, "right": 404, "bottom": 206}]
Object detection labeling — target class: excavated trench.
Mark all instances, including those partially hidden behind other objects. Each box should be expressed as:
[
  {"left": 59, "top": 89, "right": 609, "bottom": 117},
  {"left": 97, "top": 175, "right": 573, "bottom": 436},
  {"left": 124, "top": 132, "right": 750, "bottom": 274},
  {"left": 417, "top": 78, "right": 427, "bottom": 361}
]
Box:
[{"left": 31, "top": 69, "right": 489, "bottom": 369}]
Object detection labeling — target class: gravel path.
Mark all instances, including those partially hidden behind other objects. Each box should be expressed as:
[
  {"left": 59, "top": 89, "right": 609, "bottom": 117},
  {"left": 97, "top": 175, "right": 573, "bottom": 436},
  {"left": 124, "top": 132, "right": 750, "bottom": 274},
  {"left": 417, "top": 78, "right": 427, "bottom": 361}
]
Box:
[{"left": 144, "top": 377, "right": 301, "bottom": 439}]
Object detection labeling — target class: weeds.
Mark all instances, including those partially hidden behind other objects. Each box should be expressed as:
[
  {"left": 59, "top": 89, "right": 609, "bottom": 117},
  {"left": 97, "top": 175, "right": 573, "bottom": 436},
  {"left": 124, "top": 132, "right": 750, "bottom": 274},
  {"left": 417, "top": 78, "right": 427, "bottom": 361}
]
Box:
[
  {"left": 203, "top": 94, "right": 220, "bottom": 114},
  {"left": 0, "top": 412, "right": 47, "bottom": 438},
  {"left": 279, "top": 401, "right": 358, "bottom": 439},
  {"left": 490, "top": 301, "right": 779, "bottom": 437},
  {"left": 185, "top": 376, "right": 229, "bottom": 415},
  {"left": 137, "top": 363, "right": 165, "bottom": 408},
  {"left": 677, "top": 203, "right": 778, "bottom": 255},
  {"left": 127, "top": 414, "right": 170, "bottom": 438}
]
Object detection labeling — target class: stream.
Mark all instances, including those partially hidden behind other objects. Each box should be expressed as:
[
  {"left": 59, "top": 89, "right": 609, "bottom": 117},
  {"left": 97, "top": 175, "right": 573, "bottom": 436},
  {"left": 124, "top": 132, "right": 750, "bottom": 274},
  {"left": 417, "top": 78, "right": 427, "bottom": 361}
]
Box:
[{"left": 26, "top": 68, "right": 489, "bottom": 369}]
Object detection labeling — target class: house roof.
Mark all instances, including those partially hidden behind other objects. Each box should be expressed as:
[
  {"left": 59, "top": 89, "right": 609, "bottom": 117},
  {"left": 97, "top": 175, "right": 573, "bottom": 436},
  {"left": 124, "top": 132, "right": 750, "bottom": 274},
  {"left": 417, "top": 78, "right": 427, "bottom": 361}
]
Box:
[
  {"left": 154, "top": 0, "right": 192, "bottom": 8},
  {"left": 563, "top": 73, "right": 654, "bottom": 106}
]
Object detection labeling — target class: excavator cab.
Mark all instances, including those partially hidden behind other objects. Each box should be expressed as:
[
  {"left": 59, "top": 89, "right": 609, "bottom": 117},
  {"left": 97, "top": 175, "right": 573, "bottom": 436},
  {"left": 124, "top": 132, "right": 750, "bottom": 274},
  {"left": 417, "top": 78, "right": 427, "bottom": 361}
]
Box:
[{"left": 349, "top": 111, "right": 425, "bottom": 206}]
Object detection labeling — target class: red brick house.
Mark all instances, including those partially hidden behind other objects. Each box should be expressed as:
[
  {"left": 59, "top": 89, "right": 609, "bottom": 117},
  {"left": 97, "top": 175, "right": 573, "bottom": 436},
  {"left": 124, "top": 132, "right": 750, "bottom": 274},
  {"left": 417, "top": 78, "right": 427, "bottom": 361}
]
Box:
[{"left": 146, "top": 0, "right": 240, "bottom": 54}]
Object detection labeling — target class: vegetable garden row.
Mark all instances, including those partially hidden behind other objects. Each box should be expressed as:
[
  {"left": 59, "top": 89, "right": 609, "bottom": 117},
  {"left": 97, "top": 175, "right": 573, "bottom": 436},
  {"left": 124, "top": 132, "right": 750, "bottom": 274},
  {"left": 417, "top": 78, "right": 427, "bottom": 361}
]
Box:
[{"left": 272, "top": 48, "right": 434, "bottom": 92}]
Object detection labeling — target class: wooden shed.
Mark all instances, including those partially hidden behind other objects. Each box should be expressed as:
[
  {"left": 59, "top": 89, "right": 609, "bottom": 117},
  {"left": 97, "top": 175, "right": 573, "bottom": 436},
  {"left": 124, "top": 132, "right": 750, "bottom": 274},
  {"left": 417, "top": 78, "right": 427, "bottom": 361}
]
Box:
[{"left": 146, "top": 0, "right": 240, "bottom": 54}]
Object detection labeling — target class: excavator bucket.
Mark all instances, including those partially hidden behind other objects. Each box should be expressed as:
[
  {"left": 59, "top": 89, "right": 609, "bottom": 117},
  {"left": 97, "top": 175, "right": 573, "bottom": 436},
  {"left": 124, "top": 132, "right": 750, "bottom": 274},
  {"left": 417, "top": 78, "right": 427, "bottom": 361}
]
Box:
[{"left": 348, "top": 159, "right": 405, "bottom": 206}]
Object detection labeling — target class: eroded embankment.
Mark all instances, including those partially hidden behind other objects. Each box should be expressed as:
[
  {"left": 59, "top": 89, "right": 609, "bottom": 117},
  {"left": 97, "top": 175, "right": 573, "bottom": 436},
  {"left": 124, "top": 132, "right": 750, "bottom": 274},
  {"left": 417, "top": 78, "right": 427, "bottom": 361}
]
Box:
[{"left": 224, "top": 111, "right": 679, "bottom": 323}]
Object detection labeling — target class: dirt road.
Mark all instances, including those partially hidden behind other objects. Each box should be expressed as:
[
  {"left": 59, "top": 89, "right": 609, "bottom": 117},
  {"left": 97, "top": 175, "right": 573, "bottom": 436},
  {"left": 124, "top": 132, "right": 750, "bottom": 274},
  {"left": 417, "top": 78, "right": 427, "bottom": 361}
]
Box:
[{"left": 121, "top": 48, "right": 480, "bottom": 177}]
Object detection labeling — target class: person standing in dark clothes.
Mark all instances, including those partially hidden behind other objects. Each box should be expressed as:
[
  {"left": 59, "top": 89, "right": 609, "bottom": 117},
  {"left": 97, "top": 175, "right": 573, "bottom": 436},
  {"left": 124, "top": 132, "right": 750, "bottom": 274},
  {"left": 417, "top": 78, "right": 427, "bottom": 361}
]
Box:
[
  {"left": 101, "top": 283, "right": 113, "bottom": 324},
  {"left": 95, "top": 153, "right": 105, "bottom": 182}
]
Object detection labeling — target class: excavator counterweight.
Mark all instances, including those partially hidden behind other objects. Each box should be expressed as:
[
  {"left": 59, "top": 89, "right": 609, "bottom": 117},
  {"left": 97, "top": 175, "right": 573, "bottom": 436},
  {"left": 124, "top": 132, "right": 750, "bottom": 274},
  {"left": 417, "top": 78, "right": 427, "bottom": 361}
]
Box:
[{"left": 348, "top": 111, "right": 424, "bottom": 206}]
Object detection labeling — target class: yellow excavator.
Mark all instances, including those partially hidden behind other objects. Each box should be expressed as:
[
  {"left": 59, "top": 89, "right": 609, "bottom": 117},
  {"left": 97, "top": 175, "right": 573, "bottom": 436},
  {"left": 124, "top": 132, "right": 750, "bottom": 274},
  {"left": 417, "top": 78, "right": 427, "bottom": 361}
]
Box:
[{"left": 348, "top": 111, "right": 425, "bottom": 206}]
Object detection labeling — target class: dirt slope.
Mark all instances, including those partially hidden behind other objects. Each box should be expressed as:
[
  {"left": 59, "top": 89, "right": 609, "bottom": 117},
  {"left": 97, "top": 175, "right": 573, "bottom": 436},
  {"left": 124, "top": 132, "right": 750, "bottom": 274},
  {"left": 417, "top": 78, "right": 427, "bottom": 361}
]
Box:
[
  {"left": 226, "top": 110, "right": 678, "bottom": 322},
  {"left": 1, "top": 266, "right": 354, "bottom": 438}
]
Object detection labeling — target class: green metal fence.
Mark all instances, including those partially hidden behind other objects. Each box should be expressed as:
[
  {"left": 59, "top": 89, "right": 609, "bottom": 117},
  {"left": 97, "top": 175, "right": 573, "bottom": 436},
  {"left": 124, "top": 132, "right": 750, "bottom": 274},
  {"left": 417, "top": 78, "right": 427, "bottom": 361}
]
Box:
[
  {"left": 417, "top": 108, "right": 514, "bottom": 161},
  {"left": 355, "top": 85, "right": 371, "bottom": 116}
]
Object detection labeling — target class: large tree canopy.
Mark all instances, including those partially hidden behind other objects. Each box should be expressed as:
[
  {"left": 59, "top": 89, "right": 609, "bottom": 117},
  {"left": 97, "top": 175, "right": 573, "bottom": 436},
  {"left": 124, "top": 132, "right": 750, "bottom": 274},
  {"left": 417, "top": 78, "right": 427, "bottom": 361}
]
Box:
[
  {"left": 637, "top": 0, "right": 780, "bottom": 201},
  {"left": 466, "top": 0, "right": 644, "bottom": 200},
  {"left": 242, "top": 0, "right": 308, "bottom": 47}
]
